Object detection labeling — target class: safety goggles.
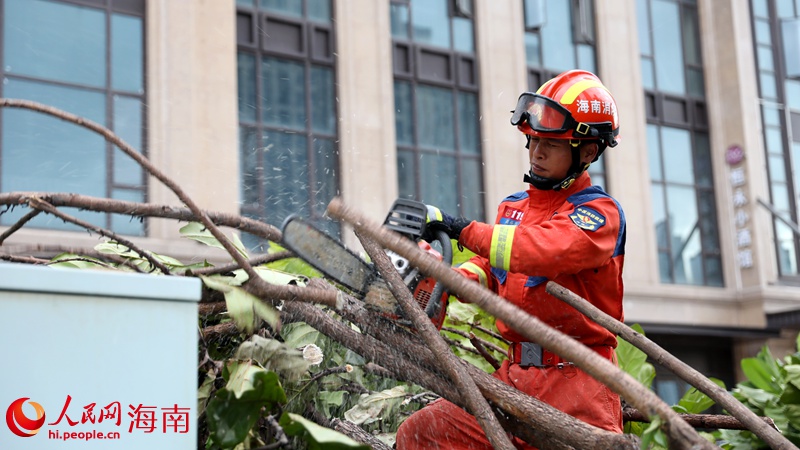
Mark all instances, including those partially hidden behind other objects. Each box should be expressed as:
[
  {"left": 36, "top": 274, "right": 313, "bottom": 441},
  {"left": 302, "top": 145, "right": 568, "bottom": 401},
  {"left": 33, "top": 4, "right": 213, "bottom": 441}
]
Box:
[{"left": 510, "top": 92, "right": 613, "bottom": 139}]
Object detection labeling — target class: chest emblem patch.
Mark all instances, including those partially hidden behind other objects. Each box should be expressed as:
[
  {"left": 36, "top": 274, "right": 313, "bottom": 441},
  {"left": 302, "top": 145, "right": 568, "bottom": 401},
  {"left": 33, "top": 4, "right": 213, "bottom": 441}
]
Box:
[{"left": 569, "top": 206, "right": 606, "bottom": 231}]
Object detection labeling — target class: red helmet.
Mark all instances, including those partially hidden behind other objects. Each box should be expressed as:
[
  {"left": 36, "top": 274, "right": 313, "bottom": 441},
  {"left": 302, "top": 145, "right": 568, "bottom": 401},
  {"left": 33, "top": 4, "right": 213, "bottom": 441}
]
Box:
[{"left": 511, "top": 70, "right": 619, "bottom": 148}]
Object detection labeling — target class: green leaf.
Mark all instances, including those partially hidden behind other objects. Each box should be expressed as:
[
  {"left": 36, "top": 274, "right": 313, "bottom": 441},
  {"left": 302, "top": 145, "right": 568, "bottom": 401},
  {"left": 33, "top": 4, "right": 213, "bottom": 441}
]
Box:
[
  {"left": 344, "top": 386, "right": 407, "bottom": 425},
  {"left": 253, "top": 266, "right": 309, "bottom": 287},
  {"left": 206, "top": 369, "right": 286, "bottom": 448},
  {"left": 742, "top": 357, "right": 781, "bottom": 394},
  {"left": 198, "top": 370, "right": 215, "bottom": 418},
  {"left": 784, "top": 365, "right": 800, "bottom": 393},
  {"left": 49, "top": 253, "right": 117, "bottom": 270},
  {"left": 281, "top": 322, "right": 321, "bottom": 350},
  {"left": 677, "top": 378, "right": 724, "bottom": 414},
  {"left": 279, "top": 412, "right": 370, "bottom": 450},
  {"left": 200, "top": 275, "right": 280, "bottom": 334},
  {"left": 234, "top": 335, "right": 310, "bottom": 382},
  {"left": 640, "top": 416, "right": 662, "bottom": 450},
  {"left": 617, "top": 324, "right": 656, "bottom": 389},
  {"left": 179, "top": 222, "right": 248, "bottom": 258}
]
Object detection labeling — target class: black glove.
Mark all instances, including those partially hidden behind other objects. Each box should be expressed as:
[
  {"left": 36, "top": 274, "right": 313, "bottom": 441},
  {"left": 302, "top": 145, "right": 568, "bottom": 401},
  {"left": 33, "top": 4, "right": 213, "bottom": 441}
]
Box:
[{"left": 424, "top": 205, "right": 471, "bottom": 242}]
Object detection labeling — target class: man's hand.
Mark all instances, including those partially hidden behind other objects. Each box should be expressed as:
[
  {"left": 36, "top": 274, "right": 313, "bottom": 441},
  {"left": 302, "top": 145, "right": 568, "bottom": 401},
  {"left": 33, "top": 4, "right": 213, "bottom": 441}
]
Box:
[{"left": 424, "top": 205, "right": 472, "bottom": 242}]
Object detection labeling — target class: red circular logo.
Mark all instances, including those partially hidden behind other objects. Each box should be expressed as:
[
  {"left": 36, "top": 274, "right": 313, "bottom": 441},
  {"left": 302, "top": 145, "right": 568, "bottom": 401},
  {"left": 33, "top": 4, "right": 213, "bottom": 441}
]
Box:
[
  {"left": 725, "top": 145, "right": 745, "bottom": 165},
  {"left": 6, "top": 397, "right": 46, "bottom": 437}
]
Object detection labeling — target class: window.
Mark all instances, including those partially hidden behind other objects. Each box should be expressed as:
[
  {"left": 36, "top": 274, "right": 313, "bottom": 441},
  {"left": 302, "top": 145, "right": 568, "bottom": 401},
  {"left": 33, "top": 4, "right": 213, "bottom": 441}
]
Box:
[
  {"left": 752, "top": 0, "right": 800, "bottom": 280},
  {"left": 638, "top": 0, "right": 723, "bottom": 286},
  {"left": 0, "top": 0, "right": 146, "bottom": 235},
  {"left": 522, "top": 0, "right": 606, "bottom": 189},
  {"left": 390, "top": 0, "right": 483, "bottom": 220},
  {"left": 236, "top": 0, "right": 339, "bottom": 250}
]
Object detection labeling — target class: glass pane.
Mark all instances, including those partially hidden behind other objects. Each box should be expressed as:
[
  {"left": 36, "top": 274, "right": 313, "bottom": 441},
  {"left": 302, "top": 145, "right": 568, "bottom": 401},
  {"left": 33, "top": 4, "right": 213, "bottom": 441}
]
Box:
[
  {"left": 693, "top": 132, "right": 712, "bottom": 187},
  {"left": 1, "top": 79, "right": 106, "bottom": 229},
  {"left": 261, "top": 130, "right": 309, "bottom": 227},
  {"left": 391, "top": 4, "right": 410, "bottom": 39},
  {"left": 755, "top": 19, "right": 772, "bottom": 46},
  {"left": 651, "top": 183, "right": 668, "bottom": 248},
  {"left": 460, "top": 159, "right": 483, "bottom": 220},
  {"left": 697, "top": 190, "right": 720, "bottom": 252},
  {"left": 647, "top": 125, "right": 663, "bottom": 181},
  {"left": 783, "top": 19, "right": 800, "bottom": 77},
  {"left": 111, "top": 189, "right": 145, "bottom": 236},
  {"left": 238, "top": 52, "right": 257, "bottom": 122},
  {"left": 416, "top": 85, "right": 454, "bottom": 150},
  {"left": 308, "top": 0, "right": 331, "bottom": 22},
  {"left": 766, "top": 127, "right": 785, "bottom": 154},
  {"left": 394, "top": 81, "right": 414, "bottom": 146},
  {"left": 240, "top": 126, "right": 261, "bottom": 206},
  {"left": 311, "top": 66, "right": 336, "bottom": 134},
  {"left": 524, "top": 0, "right": 546, "bottom": 29},
  {"left": 757, "top": 45, "right": 775, "bottom": 71},
  {"left": 260, "top": 0, "right": 302, "bottom": 17},
  {"left": 238, "top": 0, "right": 255, "bottom": 5},
  {"left": 661, "top": 127, "right": 694, "bottom": 184},
  {"left": 778, "top": 237, "right": 798, "bottom": 276},
  {"left": 577, "top": 44, "right": 596, "bottom": 73},
  {"left": 776, "top": 217, "right": 797, "bottom": 240},
  {"left": 458, "top": 92, "right": 479, "bottom": 154},
  {"left": 666, "top": 185, "right": 701, "bottom": 285},
  {"left": 4, "top": 0, "right": 106, "bottom": 87},
  {"left": 524, "top": 33, "right": 542, "bottom": 67},
  {"left": 541, "top": 0, "right": 576, "bottom": 72},
  {"left": 411, "top": 0, "right": 450, "bottom": 48},
  {"left": 769, "top": 154, "right": 788, "bottom": 183},
  {"left": 681, "top": 8, "right": 700, "bottom": 66},
  {"left": 113, "top": 95, "right": 143, "bottom": 186},
  {"left": 641, "top": 58, "right": 655, "bottom": 90},
  {"left": 261, "top": 57, "right": 306, "bottom": 129},
  {"left": 777, "top": 0, "right": 797, "bottom": 18},
  {"left": 772, "top": 182, "right": 791, "bottom": 211},
  {"left": 420, "top": 153, "right": 458, "bottom": 212},
  {"left": 762, "top": 104, "right": 782, "bottom": 127},
  {"left": 704, "top": 256, "right": 723, "bottom": 287},
  {"left": 786, "top": 79, "right": 800, "bottom": 110},
  {"left": 760, "top": 72, "right": 778, "bottom": 100},
  {"left": 452, "top": 17, "right": 474, "bottom": 53},
  {"left": 752, "top": 0, "right": 768, "bottom": 18},
  {"left": 651, "top": 0, "right": 685, "bottom": 94},
  {"left": 397, "top": 149, "right": 416, "bottom": 200},
  {"left": 658, "top": 250, "right": 672, "bottom": 283},
  {"left": 311, "top": 138, "right": 338, "bottom": 218},
  {"left": 636, "top": 0, "right": 652, "bottom": 55},
  {"left": 112, "top": 14, "right": 144, "bottom": 93},
  {"left": 687, "top": 68, "right": 704, "bottom": 98}
]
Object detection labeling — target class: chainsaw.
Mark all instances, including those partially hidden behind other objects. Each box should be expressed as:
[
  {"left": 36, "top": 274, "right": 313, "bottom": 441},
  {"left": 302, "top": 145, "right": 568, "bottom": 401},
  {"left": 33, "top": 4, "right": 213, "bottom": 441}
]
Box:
[{"left": 280, "top": 199, "right": 452, "bottom": 330}]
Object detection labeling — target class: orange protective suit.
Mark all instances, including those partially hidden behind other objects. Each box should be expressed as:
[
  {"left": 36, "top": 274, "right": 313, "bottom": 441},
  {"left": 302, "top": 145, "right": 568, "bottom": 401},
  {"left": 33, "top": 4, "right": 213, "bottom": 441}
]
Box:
[{"left": 395, "top": 173, "right": 626, "bottom": 449}]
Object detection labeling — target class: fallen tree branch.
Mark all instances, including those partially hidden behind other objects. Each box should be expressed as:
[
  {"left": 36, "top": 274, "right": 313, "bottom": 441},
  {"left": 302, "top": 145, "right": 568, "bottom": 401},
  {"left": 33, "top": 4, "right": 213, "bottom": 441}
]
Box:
[
  {"left": 356, "top": 232, "right": 516, "bottom": 450},
  {"left": 326, "top": 196, "right": 717, "bottom": 450},
  {"left": 623, "top": 407, "right": 779, "bottom": 430},
  {"left": 545, "top": 281, "right": 792, "bottom": 449},
  {"left": 0, "top": 209, "right": 41, "bottom": 244},
  {"left": 330, "top": 419, "right": 392, "bottom": 450}
]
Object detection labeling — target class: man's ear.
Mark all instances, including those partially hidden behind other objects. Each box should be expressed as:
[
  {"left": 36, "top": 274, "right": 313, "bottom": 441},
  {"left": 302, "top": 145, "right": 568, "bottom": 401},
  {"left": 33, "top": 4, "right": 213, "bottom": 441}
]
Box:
[{"left": 580, "top": 142, "right": 599, "bottom": 163}]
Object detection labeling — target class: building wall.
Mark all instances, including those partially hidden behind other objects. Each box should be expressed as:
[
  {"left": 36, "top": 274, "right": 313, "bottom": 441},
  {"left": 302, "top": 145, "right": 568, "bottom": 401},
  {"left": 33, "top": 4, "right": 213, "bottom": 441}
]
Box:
[{"left": 3, "top": 0, "right": 799, "bottom": 357}]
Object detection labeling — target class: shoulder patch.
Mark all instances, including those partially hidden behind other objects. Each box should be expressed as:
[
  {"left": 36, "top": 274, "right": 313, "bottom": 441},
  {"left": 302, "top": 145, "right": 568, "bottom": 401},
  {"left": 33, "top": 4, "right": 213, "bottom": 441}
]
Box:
[{"left": 569, "top": 206, "right": 606, "bottom": 231}]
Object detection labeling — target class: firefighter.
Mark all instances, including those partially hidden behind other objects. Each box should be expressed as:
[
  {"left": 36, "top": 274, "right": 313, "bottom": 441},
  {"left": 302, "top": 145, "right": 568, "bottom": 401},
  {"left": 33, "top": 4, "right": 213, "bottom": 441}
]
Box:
[{"left": 395, "top": 69, "right": 626, "bottom": 449}]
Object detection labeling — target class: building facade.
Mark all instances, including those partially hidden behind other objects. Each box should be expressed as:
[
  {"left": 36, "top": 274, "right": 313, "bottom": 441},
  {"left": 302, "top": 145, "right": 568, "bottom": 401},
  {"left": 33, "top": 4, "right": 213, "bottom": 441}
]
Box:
[{"left": 2, "top": 0, "right": 800, "bottom": 404}]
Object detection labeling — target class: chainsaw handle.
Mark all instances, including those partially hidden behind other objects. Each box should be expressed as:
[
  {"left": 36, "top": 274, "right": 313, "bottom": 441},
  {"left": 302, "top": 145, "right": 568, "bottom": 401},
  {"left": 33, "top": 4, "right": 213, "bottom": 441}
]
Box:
[{"left": 425, "top": 229, "right": 452, "bottom": 319}]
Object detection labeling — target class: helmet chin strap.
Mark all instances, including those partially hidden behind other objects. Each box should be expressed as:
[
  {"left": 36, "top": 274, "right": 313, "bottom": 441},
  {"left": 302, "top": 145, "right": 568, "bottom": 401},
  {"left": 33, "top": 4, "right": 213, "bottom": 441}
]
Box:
[{"left": 523, "top": 139, "right": 589, "bottom": 191}]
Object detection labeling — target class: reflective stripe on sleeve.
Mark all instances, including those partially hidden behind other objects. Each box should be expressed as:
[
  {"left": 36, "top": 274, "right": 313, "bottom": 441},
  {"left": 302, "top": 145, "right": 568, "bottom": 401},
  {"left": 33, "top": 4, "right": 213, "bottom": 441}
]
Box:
[
  {"left": 490, "top": 225, "right": 515, "bottom": 271},
  {"left": 458, "top": 262, "right": 488, "bottom": 289}
]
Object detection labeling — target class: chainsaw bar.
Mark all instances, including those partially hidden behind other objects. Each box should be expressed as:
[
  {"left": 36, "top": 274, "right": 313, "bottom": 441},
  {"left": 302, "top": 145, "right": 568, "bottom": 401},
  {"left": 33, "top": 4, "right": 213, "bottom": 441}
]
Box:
[{"left": 281, "top": 215, "right": 376, "bottom": 296}]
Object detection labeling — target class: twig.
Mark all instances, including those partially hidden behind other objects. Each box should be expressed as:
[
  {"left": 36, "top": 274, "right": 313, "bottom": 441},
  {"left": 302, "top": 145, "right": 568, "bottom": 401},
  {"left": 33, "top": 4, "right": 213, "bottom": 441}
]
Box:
[
  {"left": 189, "top": 251, "right": 294, "bottom": 276},
  {"left": 0, "top": 192, "right": 281, "bottom": 242},
  {"left": 0, "top": 244, "right": 147, "bottom": 273},
  {"left": 441, "top": 335, "right": 481, "bottom": 356},
  {"left": 330, "top": 418, "right": 392, "bottom": 450},
  {"left": 441, "top": 326, "right": 507, "bottom": 355},
  {"left": 327, "top": 197, "right": 717, "bottom": 450},
  {"left": 0, "top": 209, "right": 41, "bottom": 245},
  {"left": 470, "top": 323, "right": 510, "bottom": 345},
  {"left": 251, "top": 415, "right": 289, "bottom": 450},
  {"left": 355, "top": 231, "right": 516, "bottom": 450},
  {"left": 623, "top": 406, "right": 779, "bottom": 430},
  {"left": 47, "top": 257, "right": 117, "bottom": 270},
  {"left": 0, "top": 253, "right": 49, "bottom": 265},
  {"left": 545, "top": 281, "right": 793, "bottom": 449},
  {"left": 26, "top": 196, "right": 172, "bottom": 275},
  {"left": 470, "top": 333, "right": 501, "bottom": 370}
]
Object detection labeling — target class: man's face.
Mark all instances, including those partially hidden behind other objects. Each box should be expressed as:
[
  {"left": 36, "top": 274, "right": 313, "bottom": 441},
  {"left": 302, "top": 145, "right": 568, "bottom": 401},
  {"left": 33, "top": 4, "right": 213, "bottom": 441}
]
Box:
[
  {"left": 528, "top": 137, "right": 598, "bottom": 180},
  {"left": 527, "top": 137, "right": 574, "bottom": 180}
]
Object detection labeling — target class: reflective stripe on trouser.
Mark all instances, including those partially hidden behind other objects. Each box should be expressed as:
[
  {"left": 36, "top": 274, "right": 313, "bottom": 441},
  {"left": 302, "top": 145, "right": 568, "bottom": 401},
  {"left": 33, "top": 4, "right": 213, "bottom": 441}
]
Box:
[{"left": 395, "top": 359, "right": 623, "bottom": 450}]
